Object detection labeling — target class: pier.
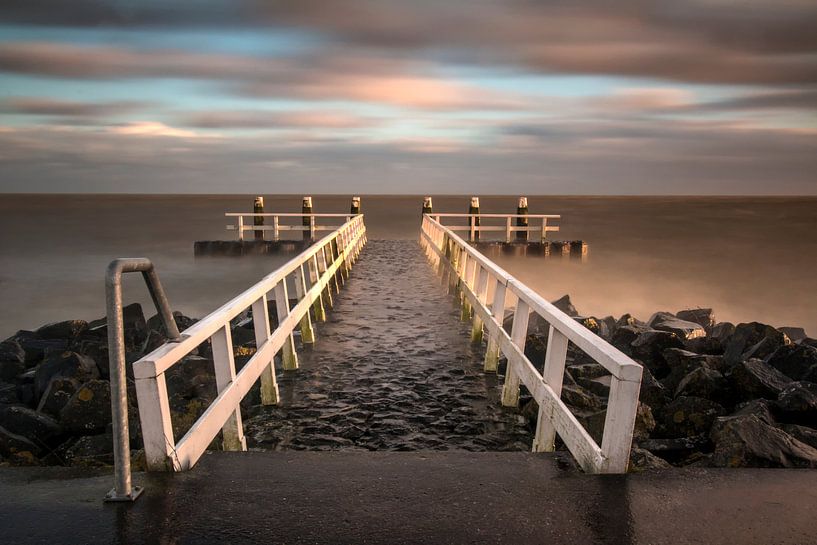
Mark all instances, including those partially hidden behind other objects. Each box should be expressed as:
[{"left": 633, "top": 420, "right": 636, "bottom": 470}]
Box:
[{"left": 4, "top": 197, "right": 815, "bottom": 545}]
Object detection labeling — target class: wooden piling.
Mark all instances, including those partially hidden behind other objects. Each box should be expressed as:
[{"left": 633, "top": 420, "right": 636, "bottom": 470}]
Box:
[
  {"left": 351, "top": 196, "right": 361, "bottom": 215},
  {"left": 570, "top": 240, "right": 588, "bottom": 262},
  {"left": 516, "top": 197, "right": 528, "bottom": 241},
  {"left": 469, "top": 196, "right": 480, "bottom": 242},
  {"left": 302, "top": 196, "right": 313, "bottom": 242},
  {"left": 253, "top": 197, "right": 264, "bottom": 241},
  {"left": 422, "top": 196, "right": 433, "bottom": 215}
]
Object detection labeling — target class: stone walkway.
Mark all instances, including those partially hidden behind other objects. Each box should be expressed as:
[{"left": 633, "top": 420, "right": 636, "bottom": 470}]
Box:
[{"left": 243, "top": 240, "right": 533, "bottom": 451}]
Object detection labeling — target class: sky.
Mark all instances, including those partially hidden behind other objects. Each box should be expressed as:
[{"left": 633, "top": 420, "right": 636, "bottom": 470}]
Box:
[{"left": 0, "top": 1, "right": 815, "bottom": 194}]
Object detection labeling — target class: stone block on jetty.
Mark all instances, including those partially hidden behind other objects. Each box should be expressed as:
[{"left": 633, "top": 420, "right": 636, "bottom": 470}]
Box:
[
  {"left": 648, "top": 311, "right": 706, "bottom": 340},
  {"left": 710, "top": 413, "right": 817, "bottom": 468}
]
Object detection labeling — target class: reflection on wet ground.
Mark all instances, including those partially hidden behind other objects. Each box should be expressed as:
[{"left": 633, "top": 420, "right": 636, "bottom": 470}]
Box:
[{"left": 243, "top": 240, "right": 533, "bottom": 451}]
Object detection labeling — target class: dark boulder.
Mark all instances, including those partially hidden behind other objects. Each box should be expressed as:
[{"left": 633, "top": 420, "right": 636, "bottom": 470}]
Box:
[
  {"left": 0, "top": 359, "right": 26, "bottom": 382},
  {"left": 0, "top": 339, "right": 25, "bottom": 365},
  {"left": 648, "top": 312, "right": 706, "bottom": 340},
  {"left": 0, "top": 405, "right": 63, "bottom": 447},
  {"left": 639, "top": 367, "right": 669, "bottom": 410},
  {"left": 9, "top": 331, "right": 69, "bottom": 365},
  {"left": 662, "top": 349, "right": 723, "bottom": 393},
  {"left": 574, "top": 316, "right": 601, "bottom": 336},
  {"left": 576, "top": 375, "right": 610, "bottom": 398},
  {"left": 551, "top": 295, "right": 578, "bottom": 317},
  {"left": 774, "top": 381, "right": 817, "bottom": 426},
  {"left": 724, "top": 322, "right": 790, "bottom": 364},
  {"left": 616, "top": 314, "right": 645, "bottom": 330},
  {"left": 35, "top": 320, "right": 88, "bottom": 340},
  {"left": 629, "top": 447, "right": 672, "bottom": 471},
  {"left": 778, "top": 327, "right": 807, "bottom": 344},
  {"left": 59, "top": 380, "right": 112, "bottom": 435},
  {"left": 34, "top": 351, "right": 98, "bottom": 399},
  {"left": 630, "top": 330, "right": 685, "bottom": 377},
  {"left": 675, "top": 308, "right": 715, "bottom": 330},
  {"left": 765, "top": 344, "right": 817, "bottom": 381},
  {"left": 732, "top": 398, "right": 776, "bottom": 425},
  {"left": 709, "top": 322, "right": 736, "bottom": 342},
  {"left": 684, "top": 335, "right": 725, "bottom": 356},
  {"left": 147, "top": 310, "right": 196, "bottom": 335},
  {"left": 639, "top": 435, "right": 709, "bottom": 465},
  {"left": 780, "top": 424, "right": 817, "bottom": 450},
  {"left": 710, "top": 414, "right": 817, "bottom": 468},
  {"left": 0, "top": 425, "right": 42, "bottom": 463},
  {"left": 64, "top": 433, "right": 114, "bottom": 466},
  {"left": 578, "top": 402, "right": 654, "bottom": 445},
  {"left": 0, "top": 383, "right": 19, "bottom": 405},
  {"left": 600, "top": 316, "right": 617, "bottom": 339},
  {"left": 86, "top": 303, "right": 148, "bottom": 348},
  {"left": 36, "top": 377, "right": 79, "bottom": 417},
  {"left": 674, "top": 366, "right": 727, "bottom": 400},
  {"left": 657, "top": 396, "right": 725, "bottom": 438},
  {"left": 560, "top": 384, "right": 602, "bottom": 412},
  {"left": 728, "top": 358, "right": 793, "bottom": 402}
]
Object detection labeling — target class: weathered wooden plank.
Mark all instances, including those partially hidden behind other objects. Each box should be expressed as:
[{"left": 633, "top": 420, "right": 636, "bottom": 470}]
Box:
[{"left": 211, "top": 325, "right": 247, "bottom": 452}]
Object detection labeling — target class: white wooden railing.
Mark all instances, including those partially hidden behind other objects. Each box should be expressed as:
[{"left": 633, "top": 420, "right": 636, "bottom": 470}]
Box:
[
  {"left": 429, "top": 213, "right": 560, "bottom": 242},
  {"left": 226, "top": 213, "right": 355, "bottom": 241},
  {"left": 133, "top": 215, "right": 367, "bottom": 471},
  {"left": 420, "top": 214, "right": 642, "bottom": 473}
]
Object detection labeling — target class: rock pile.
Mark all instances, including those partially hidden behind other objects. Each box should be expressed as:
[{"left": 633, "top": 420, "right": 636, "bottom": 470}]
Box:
[
  {"left": 512, "top": 297, "right": 817, "bottom": 470},
  {"left": 0, "top": 304, "right": 204, "bottom": 467}
]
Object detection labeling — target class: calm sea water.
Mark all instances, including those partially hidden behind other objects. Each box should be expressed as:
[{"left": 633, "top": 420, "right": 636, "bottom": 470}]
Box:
[{"left": 0, "top": 195, "right": 815, "bottom": 338}]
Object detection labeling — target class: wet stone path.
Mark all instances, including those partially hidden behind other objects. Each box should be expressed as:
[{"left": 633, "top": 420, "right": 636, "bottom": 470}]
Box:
[{"left": 243, "top": 240, "right": 533, "bottom": 451}]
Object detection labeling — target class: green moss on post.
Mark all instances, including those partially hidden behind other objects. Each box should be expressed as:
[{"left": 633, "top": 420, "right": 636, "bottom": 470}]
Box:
[
  {"left": 253, "top": 196, "right": 265, "bottom": 241},
  {"left": 516, "top": 196, "right": 528, "bottom": 241}
]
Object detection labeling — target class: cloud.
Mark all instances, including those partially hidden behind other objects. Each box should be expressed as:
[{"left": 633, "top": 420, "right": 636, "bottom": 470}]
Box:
[
  {"left": 0, "top": 42, "right": 531, "bottom": 111},
  {"left": 180, "top": 110, "right": 378, "bottom": 129},
  {"left": 1, "top": 97, "right": 149, "bottom": 117},
  {"left": 3, "top": 2, "right": 817, "bottom": 85},
  {"left": 110, "top": 121, "right": 207, "bottom": 138},
  {"left": 1, "top": 115, "right": 814, "bottom": 194}
]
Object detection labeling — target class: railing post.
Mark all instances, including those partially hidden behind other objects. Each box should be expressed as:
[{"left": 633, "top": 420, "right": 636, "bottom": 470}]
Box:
[
  {"left": 211, "top": 325, "right": 247, "bottom": 451},
  {"left": 251, "top": 295, "right": 279, "bottom": 404},
  {"left": 483, "top": 280, "right": 507, "bottom": 372},
  {"left": 274, "top": 279, "right": 299, "bottom": 370},
  {"left": 237, "top": 216, "right": 244, "bottom": 242},
  {"left": 600, "top": 376, "right": 642, "bottom": 473},
  {"left": 541, "top": 218, "right": 548, "bottom": 241},
  {"left": 469, "top": 196, "right": 480, "bottom": 241},
  {"left": 302, "top": 196, "right": 313, "bottom": 242},
  {"left": 505, "top": 217, "right": 512, "bottom": 243},
  {"left": 294, "top": 264, "right": 316, "bottom": 344},
  {"left": 135, "top": 373, "right": 176, "bottom": 472},
  {"left": 501, "top": 298, "right": 530, "bottom": 407},
  {"left": 253, "top": 196, "right": 264, "bottom": 241},
  {"left": 532, "top": 326, "right": 569, "bottom": 452},
  {"left": 461, "top": 256, "right": 476, "bottom": 321},
  {"left": 309, "top": 255, "right": 327, "bottom": 321},
  {"left": 272, "top": 215, "right": 279, "bottom": 241},
  {"left": 318, "top": 245, "right": 334, "bottom": 308},
  {"left": 516, "top": 196, "right": 528, "bottom": 241},
  {"left": 470, "top": 266, "right": 489, "bottom": 343}
]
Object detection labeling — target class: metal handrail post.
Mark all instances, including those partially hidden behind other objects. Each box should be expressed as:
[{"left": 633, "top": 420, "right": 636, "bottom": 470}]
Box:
[{"left": 104, "top": 258, "right": 181, "bottom": 502}]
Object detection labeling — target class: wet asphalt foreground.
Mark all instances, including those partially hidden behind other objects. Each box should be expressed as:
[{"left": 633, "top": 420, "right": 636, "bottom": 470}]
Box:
[{"left": 243, "top": 239, "right": 533, "bottom": 451}]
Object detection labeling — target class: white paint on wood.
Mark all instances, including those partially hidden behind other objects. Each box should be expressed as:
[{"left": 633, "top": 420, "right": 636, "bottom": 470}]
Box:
[
  {"left": 251, "top": 295, "right": 279, "bottom": 405},
  {"left": 420, "top": 215, "right": 641, "bottom": 474},
  {"left": 211, "top": 324, "right": 247, "bottom": 452}
]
